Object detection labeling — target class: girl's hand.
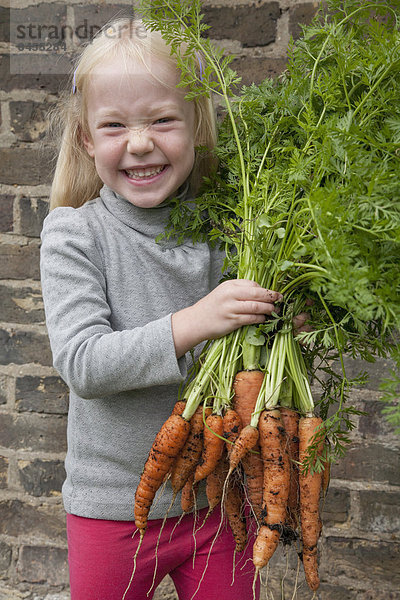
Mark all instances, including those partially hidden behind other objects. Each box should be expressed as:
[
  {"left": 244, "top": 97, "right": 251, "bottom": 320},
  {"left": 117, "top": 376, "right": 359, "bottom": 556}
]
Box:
[
  {"left": 293, "top": 299, "right": 313, "bottom": 340},
  {"left": 293, "top": 312, "right": 312, "bottom": 337},
  {"left": 172, "top": 280, "right": 283, "bottom": 358}
]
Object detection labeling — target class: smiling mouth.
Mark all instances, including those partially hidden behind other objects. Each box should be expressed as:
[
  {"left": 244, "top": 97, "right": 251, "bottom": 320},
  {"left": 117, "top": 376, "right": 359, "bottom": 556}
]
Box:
[{"left": 124, "top": 165, "right": 166, "bottom": 179}]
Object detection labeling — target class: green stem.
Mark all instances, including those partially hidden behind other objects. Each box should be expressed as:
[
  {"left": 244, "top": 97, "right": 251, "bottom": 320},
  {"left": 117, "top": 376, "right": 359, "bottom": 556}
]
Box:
[
  {"left": 316, "top": 291, "right": 348, "bottom": 411},
  {"left": 218, "top": 328, "right": 243, "bottom": 407},
  {"left": 250, "top": 331, "right": 287, "bottom": 426},
  {"left": 279, "top": 269, "right": 328, "bottom": 296},
  {"left": 284, "top": 333, "right": 314, "bottom": 414},
  {"left": 308, "top": 3, "right": 397, "bottom": 105},
  {"left": 182, "top": 338, "right": 223, "bottom": 420},
  {"left": 242, "top": 337, "right": 261, "bottom": 371}
]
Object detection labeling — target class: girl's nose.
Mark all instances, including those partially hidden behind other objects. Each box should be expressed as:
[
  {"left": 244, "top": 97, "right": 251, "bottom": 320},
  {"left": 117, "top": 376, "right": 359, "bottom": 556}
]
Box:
[{"left": 126, "top": 128, "right": 155, "bottom": 156}]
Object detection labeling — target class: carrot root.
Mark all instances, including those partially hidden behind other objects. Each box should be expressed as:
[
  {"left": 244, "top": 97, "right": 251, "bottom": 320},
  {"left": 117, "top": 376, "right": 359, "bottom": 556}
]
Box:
[
  {"left": 241, "top": 448, "right": 263, "bottom": 522},
  {"left": 253, "top": 524, "right": 280, "bottom": 569},
  {"left": 171, "top": 406, "right": 207, "bottom": 494},
  {"left": 233, "top": 370, "right": 265, "bottom": 427},
  {"left": 223, "top": 408, "right": 242, "bottom": 455},
  {"left": 279, "top": 406, "right": 300, "bottom": 530},
  {"left": 225, "top": 477, "right": 247, "bottom": 552},
  {"left": 299, "top": 415, "right": 324, "bottom": 591},
  {"left": 252, "top": 409, "right": 290, "bottom": 569},
  {"left": 134, "top": 413, "right": 190, "bottom": 537},
  {"left": 180, "top": 472, "right": 198, "bottom": 514},
  {"left": 194, "top": 413, "right": 224, "bottom": 483},
  {"left": 206, "top": 451, "right": 228, "bottom": 514},
  {"left": 228, "top": 424, "right": 259, "bottom": 473}
]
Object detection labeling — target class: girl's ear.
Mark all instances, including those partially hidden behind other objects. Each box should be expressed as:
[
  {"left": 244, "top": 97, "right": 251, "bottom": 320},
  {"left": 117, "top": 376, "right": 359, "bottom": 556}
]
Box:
[{"left": 82, "top": 131, "right": 95, "bottom": 158}]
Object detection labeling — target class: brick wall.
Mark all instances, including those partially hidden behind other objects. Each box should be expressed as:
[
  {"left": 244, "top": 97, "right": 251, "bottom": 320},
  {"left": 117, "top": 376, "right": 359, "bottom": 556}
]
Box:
[{"left": 0, "top": 1, "right": 399, "bottom": 598}]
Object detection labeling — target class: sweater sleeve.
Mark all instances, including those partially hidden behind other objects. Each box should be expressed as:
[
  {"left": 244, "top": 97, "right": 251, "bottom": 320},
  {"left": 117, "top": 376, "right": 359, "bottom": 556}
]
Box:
[{"left": 40, "top": 207, "right": 187, "bottom": 399}]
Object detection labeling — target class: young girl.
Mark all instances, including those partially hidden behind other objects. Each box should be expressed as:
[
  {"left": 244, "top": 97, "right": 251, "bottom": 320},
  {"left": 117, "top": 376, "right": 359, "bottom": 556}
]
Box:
[{"left": 41, "top": 17, "right": 288, "bottom": 600}]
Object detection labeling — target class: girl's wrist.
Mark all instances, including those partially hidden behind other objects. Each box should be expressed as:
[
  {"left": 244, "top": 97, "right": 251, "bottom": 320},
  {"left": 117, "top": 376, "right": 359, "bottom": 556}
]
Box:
[{"left": 171, "top": 305, "right": 206, "bottom": 358}]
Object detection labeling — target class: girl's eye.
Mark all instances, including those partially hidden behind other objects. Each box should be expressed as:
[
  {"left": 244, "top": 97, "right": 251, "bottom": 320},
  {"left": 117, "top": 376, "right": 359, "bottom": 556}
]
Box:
[
  {"left": 155, "top": 117, "right": 172, "bottom": 124},
  {"left": 105, "top": 122, "right": 124, "bottom": 128}
]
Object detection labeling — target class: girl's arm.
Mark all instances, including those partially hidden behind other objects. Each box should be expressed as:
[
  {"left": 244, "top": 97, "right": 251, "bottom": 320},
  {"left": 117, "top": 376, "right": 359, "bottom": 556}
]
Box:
[
  {"left": 172, "top": 280, "right": 282, "bottom": 358},
  {"left": 40, "top": 208, "right": 188, "bottom": 399}
]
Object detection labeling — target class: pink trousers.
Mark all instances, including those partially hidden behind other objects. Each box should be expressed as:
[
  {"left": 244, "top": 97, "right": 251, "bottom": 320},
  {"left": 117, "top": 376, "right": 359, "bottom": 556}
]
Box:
[{"left": 67, "top": 506, "right": 260, "bottom": 600}]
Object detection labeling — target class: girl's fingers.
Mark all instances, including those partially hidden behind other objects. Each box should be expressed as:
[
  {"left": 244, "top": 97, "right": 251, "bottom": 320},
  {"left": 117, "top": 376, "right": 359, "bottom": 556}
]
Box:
[
  {"left": 232, "top": 281, "right": 283, "bottom": 303},
  {"left": 233, "top": 283, "right": 282, "bottom": 319},
  {"left": 238, "top": 300, "right": 277, "bottom": 316},
  {"left": 293, "top": 312, "right": 312, "bottom": 345},
  {"left": 293, "top": 312, "right": 310, "bottom": 329}
]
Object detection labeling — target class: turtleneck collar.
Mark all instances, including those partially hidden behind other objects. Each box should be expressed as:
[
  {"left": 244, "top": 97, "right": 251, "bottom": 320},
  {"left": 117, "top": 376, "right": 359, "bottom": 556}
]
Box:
[{"left": 98, "top": 184, "right": 191, "bottom": 247}]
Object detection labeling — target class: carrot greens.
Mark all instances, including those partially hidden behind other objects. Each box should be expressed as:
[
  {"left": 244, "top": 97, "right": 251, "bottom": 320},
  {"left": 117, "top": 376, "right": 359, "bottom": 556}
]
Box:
[{"left": 138, "top": 0, "right": 400, "bottom": 464}]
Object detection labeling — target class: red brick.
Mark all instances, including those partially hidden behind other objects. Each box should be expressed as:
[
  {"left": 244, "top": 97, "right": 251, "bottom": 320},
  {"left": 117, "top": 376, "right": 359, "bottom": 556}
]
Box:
[
  {"left": 0, "top": 328, "right": 52, "bottom": 366},
  {"left": 16, "top": 375, "right": 68, "bottom": 414},
  {"left": 0, "top": 53, "right": 66, "bottom": 93},
  {"left": 324, "top": 537, "right": 400, "bottom": 586},
  {"left": 0, "top": 283, "right": 44, "bottom": 323},
  {"left": 0, "top": 147, "right": 54, "bottom": 185},
  {"left": 0, "top": 194, "right": 14, "bottom": 233},
  {"left": 10, "top": 101, "right": 55, "bottom": 143},
  {"left": 0, "top": 413, "right": 66, "bottom": 452},
  {"left": 0, "top": 499, "right": 66, "bottom": 539},
  {"left": 231, "top": 55, "right": 287, "bottom": 86},
  {"left": 358, "top": 489, "right": 400, "bottom": 535},
  {"left": 18, "top": 459, "right": 65, "bottom": 497},
  {"left": 289, "top": 2, "right": 320, "bottom": 41},
  {"left": 18, "top": 545, "right": 68, "bottom": 585},
  {"left": 0, "top": 241, "right": 40, "bottom": 279},
  {"left": 0, "top": 540, "right": 12, "bottom": 576},
  {"left": 203, "top": 3, "right": 280, "bottom": 47},
  {"left": 0, "top": 456, "right": 8, "bottom": 489},
  {"left": 16, "top": 196, "right": 49, "bottom": 237},
  {"left": 332, "top": 443, "right": 400, "bottom": 486}
]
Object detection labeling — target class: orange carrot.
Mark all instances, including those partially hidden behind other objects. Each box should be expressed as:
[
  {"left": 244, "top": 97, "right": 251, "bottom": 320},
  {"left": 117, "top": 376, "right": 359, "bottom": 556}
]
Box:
[
  {"left": 279, "top": 407, "right": 300, "bottom": 529},
  {"left": 229, "top": 369, "right": 264, "bottom": 472},
  {"left": 233, "top": 370, "right": 264, "bottom": 427},
  {"left": 228, "top": 424, "right": 259, "bottom": 473},
  {"left": 206, "top": 451, "right": 228, "bottom": 514},
  {"left": 253, "top": 524, "right": 280, "bottom": 570},
  {"left": 253, "top": 409, "right": 290, "bottom": 571},
  {"left": 241, "top": 448, "right": 263, "bottom": 522},
  {"left": 194, "top": 413, "right": 224, "bottom": 483},
  {"left": 172, "top": 400, "right": 187, "bottom": 415},
  {"left": 298, "top": 415, "right": 324, "bottom": 591},
  {"left": 225, "top": 476, "right": 247, "bottom": 552},
  {"left": 223, "top": 408, "right": 242, "bottom": 455},
  {"left": 170, "top": 406, "right": 211, "bottom": 494},
  {"left": 134, "top": 414, "right": 190, "bottom": 538},
  {"left": 181, "top": 472, "right": 198, "bottom": 513}
]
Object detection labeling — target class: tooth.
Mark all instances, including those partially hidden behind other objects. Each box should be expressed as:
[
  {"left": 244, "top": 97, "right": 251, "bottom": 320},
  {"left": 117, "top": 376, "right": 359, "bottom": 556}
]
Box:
[{"left": 126, "top": 166, "right": 163, "bottom": 178}]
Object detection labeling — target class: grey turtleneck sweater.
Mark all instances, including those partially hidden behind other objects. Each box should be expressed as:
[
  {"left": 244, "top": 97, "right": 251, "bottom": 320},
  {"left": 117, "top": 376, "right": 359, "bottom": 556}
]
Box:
[{"left": 40, "top": 185, "right": 224, "bottom": 520}]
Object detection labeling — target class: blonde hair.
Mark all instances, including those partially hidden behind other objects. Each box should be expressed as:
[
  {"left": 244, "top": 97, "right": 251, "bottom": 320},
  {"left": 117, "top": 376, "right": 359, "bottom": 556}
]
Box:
[{"left": 48, "top": 18, "right": 218, "bottom": 210}]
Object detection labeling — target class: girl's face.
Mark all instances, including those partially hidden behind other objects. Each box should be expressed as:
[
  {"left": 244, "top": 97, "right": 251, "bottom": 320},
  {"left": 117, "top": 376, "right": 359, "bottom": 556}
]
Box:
[{"left": 83, "top": 54, "right": 196, "bottom": 208}]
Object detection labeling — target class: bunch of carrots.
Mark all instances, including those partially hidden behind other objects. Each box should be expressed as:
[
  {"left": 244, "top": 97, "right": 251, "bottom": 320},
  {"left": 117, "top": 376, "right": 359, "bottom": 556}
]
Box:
[{"left": 134, "top": 337, "right": 327, "bottom": 591}]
